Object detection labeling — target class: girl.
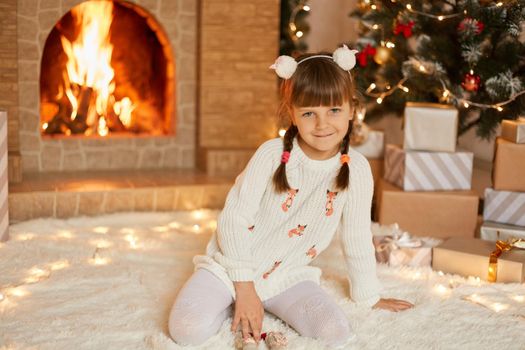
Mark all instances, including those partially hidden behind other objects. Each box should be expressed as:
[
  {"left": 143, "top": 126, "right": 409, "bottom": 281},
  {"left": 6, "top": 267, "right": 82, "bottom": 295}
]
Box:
[{"left": 168, "top": 45, "right": 413, "bottom": 349}]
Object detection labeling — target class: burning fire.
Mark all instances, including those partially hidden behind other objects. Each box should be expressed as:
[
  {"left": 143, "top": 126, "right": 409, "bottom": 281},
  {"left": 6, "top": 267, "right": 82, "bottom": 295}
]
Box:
[{"left": 46, "top": 0, "right": 135, "bottom": 136}]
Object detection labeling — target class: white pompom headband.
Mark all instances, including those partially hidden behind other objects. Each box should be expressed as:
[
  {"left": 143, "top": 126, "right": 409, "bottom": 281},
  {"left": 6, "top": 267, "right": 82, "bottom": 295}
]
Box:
[{"left": 269, "top": 44, "right": 358, "bottom": 79}]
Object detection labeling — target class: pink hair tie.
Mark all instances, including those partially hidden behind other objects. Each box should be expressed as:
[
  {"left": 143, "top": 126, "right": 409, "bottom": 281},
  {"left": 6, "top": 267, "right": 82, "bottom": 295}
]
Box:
[{"left": 281, "top": 151, "right": 290, "bottom": 163}]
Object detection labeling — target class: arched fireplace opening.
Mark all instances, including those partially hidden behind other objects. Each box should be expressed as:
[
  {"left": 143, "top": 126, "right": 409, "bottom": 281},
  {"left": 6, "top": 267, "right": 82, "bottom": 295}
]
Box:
[{"left": 40, "top": 0, "right": 175, "bottom": 138}]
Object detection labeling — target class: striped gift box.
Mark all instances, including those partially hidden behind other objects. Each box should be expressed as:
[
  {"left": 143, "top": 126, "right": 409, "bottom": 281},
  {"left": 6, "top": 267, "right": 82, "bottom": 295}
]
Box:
[
  {"left": 384, "top": 144, "right": 473, "bottom": 191},
  {"left": 483, "top": 188, "right": 525, "bottom": 227},
  {"left": 0, "top": 110, "right": 8, "bottom": 242},
  {"left": 480, "top": 221, "right": 525, "bottom": 242}
]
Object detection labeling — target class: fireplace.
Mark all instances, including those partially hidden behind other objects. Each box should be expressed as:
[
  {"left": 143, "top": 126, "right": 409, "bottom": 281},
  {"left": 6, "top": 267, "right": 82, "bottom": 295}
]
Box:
[
  {"left": 10, "top": 0, "right": 196, "bottom": 174},
  {"left": 40, "top": 0, "right": 173, "bottom": 137}
]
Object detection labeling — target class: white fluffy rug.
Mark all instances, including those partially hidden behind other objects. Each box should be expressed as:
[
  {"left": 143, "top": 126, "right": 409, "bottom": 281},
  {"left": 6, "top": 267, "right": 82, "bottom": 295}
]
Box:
[{"left": 1, "top": 210, "right": 524, "bottom": 350}]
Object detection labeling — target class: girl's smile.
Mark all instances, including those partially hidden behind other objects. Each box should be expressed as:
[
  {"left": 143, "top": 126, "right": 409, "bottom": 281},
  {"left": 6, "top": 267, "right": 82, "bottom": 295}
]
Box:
[{"left": 291, "top": 101, "right": 353, "bottom": 160}]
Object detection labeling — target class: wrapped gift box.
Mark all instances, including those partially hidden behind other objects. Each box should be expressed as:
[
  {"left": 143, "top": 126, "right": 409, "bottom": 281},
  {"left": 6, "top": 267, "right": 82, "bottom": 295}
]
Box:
[
  {"left": 483, "top": 188, "right": 525, "bottom": 226},
  {"left": 403, "top": 102, "right": 458, "bottom": 152},
  {"left": 481, "top": 221, "right": 525, "bottom": 242},
  {"left": 375, "top": 179, "right": 478, "bottom": 238},
  {"left": 432, "top": 237, "right": 525, "bottom": 283},
  {"left": 492, "top": 137, "right": 525, "bottom": 192},
  {"left": 353, "top": 130, "right": 384, "bottom": 159},
  {"left": 0, "top": 110, "right": 8, "bottom": 242},
  {"left": 501, "top": 117, "right": 525, "bottom": 144},
  {"left": 384, "top": 144, "right": 473, "bottom": 191},
  {"left": 371, "top": 224, "right": 442, "bottom": 267}
]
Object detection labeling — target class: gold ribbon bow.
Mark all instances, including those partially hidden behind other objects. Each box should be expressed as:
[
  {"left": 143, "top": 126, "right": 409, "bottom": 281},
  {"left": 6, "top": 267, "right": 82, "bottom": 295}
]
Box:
[{"left": 488, "top": 236, "right": 525, "bottom": 282}]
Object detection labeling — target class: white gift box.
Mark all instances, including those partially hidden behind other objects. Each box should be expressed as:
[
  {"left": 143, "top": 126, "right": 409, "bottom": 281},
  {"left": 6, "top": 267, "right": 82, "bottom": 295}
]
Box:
[
  {"left": 383, "top": 144, "right": 473, "bottom": 191},
  {"left": 371, "top": 222, "right": 442, "bottom": 267},
  {"left": 501, "top": 117, "right": 525, "bottom": 144},
  {"left": 483, "top": 188, "right": 525, "bottom": 227},
  {"left": 403, "top": 102, "right": 458, "bottom": 152},
  {"left": 0, "top": 110, "right": 9, "bottom": 242},
  {"left": 480, "top": 221, "right": 525, "bottom": 242},
  {"left": 353, "top": 130, "right": 384, "bottom": 159}
]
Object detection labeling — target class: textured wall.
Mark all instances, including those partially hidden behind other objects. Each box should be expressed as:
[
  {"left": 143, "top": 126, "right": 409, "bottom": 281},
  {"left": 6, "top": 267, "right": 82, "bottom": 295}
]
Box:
[
  {"left": 199, "top": 0, "right": 280, "bottom": 152},
  {"left": 0, "top": 0, "right": 22, "bottom": 182}
]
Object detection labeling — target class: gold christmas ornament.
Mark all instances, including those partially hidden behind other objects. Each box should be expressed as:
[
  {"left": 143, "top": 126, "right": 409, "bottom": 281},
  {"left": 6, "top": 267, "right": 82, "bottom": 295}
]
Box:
[{"left": 373, "top": 46, "right": 390, "bottom": 65}]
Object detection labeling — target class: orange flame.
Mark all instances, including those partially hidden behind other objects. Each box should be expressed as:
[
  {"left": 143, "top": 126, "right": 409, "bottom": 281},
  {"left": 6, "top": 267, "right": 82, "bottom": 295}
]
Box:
[{"left": 60, "top": 1, "right": 134, "bottom": 136}]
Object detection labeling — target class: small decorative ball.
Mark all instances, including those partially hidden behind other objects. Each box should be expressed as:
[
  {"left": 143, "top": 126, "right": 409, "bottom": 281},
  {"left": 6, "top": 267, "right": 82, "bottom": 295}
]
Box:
[
  {"left": 373, "top": 46, "right": 390, "bottom": 65},
  {"left": 461, "top": 73, "right": 481, "bottom": 92}
]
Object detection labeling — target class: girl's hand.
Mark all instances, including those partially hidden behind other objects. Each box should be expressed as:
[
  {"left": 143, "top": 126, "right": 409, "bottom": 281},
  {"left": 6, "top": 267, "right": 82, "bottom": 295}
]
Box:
[
  {"left": 231, "top": 282, "right": 264, "bottom": 344},
  {"left": 372, "top": 298, "right": 414, "bottom": 312}
]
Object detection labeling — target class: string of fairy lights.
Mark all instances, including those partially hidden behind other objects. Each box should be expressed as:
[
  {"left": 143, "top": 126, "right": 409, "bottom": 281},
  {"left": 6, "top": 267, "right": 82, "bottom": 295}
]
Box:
[
  {"left": 288, "top": 0, "right": 311, "bottom": 41},
  {"left": 0, "top": 210, "right": 217, "bottom": 306},
  {"left": 361, "top": 0, "right": 525, "bottom": 112},
  {"left": 1, "top": 216, "right": 524, "bottom": 319}
]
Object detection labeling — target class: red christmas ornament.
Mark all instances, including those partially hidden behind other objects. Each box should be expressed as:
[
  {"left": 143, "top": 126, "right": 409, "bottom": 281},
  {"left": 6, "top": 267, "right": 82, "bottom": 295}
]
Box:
[
  {"left": 461, "top": 73, "right": 481, "bottom": 92},
  {"left": 458, "top": 17, "right": 484, "bottom": 35},
  {"left": 356, "top": 44, "right": 377, "bottom": 67},
  {"left": 394, "top": 20, "right": 415, "bottom": 38}
]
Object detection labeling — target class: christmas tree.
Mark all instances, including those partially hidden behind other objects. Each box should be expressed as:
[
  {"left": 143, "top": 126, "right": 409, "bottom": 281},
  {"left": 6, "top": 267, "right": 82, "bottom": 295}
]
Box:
[{"left": 350, "top": 0, "right": 525, "bottom": 139}]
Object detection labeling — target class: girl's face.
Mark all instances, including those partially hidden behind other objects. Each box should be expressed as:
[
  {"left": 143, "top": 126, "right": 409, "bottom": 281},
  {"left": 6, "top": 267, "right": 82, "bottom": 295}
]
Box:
[{"left": 291, "top": 100, "right": 353, "bottom": 160}]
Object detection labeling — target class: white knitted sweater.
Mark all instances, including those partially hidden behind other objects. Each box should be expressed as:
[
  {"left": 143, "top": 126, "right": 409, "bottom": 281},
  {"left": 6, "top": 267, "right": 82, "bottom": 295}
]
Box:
[{"left": 193, "top": 136, "right": 381, "bottom": 307}]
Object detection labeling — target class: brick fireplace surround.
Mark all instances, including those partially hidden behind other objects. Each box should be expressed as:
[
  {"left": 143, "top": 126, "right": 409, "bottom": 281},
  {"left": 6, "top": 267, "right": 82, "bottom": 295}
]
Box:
[{"left": 1, "top": 0, "right": 280, "bottom": 222}]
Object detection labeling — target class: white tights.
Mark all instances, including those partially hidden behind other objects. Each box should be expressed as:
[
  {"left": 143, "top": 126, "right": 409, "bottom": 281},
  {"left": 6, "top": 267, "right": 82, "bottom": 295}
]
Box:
[{"left": 168, "top": 268, "right": 355, "bottom": 348}]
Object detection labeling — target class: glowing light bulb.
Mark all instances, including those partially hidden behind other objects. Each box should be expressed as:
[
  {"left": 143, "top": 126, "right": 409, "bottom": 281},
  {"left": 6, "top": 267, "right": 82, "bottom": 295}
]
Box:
[
  {"left": 463, "top": 102, "right": 470, "bottom": 108},
  {"left": 376, "top": 97, "right": 383, "bottom": 104},
  {"left": 93, "top": 226, "right": 109, "bottom": 234},
  {"left": 434, "top": 284, "right": 449, "bottom": 295},
  {"left": 496, "top": 106, "right": 503, "bottom": 112},
  {"left": 406, "top": 4, "right": 412, "bottom": 10},
  {"left": 50, "top": 260, "right": 69, "bottom": 271},
  {"left": 192, "top": 210, "right": 204, "bottom": 220},
  {"left": 438, "top": 15, "right": 444, "bottom": 21},
  {"left": 369, "top": 83, "right": 376, "bottom": 90},
  {"left": 512, "top": 295, "right": 524, "bottom": 302},
  {"left": 10, "top": 287, "right": 28, "bottom": 297},
  {"left": 90, "top": 255, "right": 110, "bottom": 265},
  {"left": 401, "top": 86, "right": 409, "bottom": 92},
  {"left": 418, "top": 65, "right": 426, "bottom": 72},
  {"left": 443, "top": 90, "right": 449, "bottom": 98},
  {"left": 296, "top": 31, "right": 304, "bottom": 38},
  {"left": 42, "top": 122, "right": 49, "bottom": 130},
  {"left": 491, "top": 302, "right": 509, "bottom": 312},
  {"left": 372, "top": 24, "right": 379, "bottom": 29},
  {"left": 302, "top": 5, "right": 310, "bottom": 11},
  {"left": 371, "top": 4, "right": 377, "bottom": 10},
  {"left": 169, "top": 222, "right": 181, "bottom": 229},
  {"left": 278, "top": 128, "right": 286, "bottom": 137}
]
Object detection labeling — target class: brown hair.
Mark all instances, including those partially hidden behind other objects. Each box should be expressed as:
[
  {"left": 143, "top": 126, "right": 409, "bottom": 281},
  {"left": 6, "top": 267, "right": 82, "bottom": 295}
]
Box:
[{"left": 272, "top": 52, "right": 359, "bottom": 193}]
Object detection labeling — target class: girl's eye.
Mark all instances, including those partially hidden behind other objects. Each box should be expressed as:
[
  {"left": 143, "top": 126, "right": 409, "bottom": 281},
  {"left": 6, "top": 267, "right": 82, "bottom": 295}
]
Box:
[
  {"left": 330, "top": 108, "right": 342, "bottom": 114},
  {"left": 301, "top": 111, "right": 314, "bottom": 118}
]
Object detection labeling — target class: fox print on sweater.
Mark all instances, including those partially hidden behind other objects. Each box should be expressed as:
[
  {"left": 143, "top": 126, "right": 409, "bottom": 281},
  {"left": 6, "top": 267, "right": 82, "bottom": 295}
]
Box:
[{"left": 193, "top": 136, "right": 381, "bottom": 307}]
